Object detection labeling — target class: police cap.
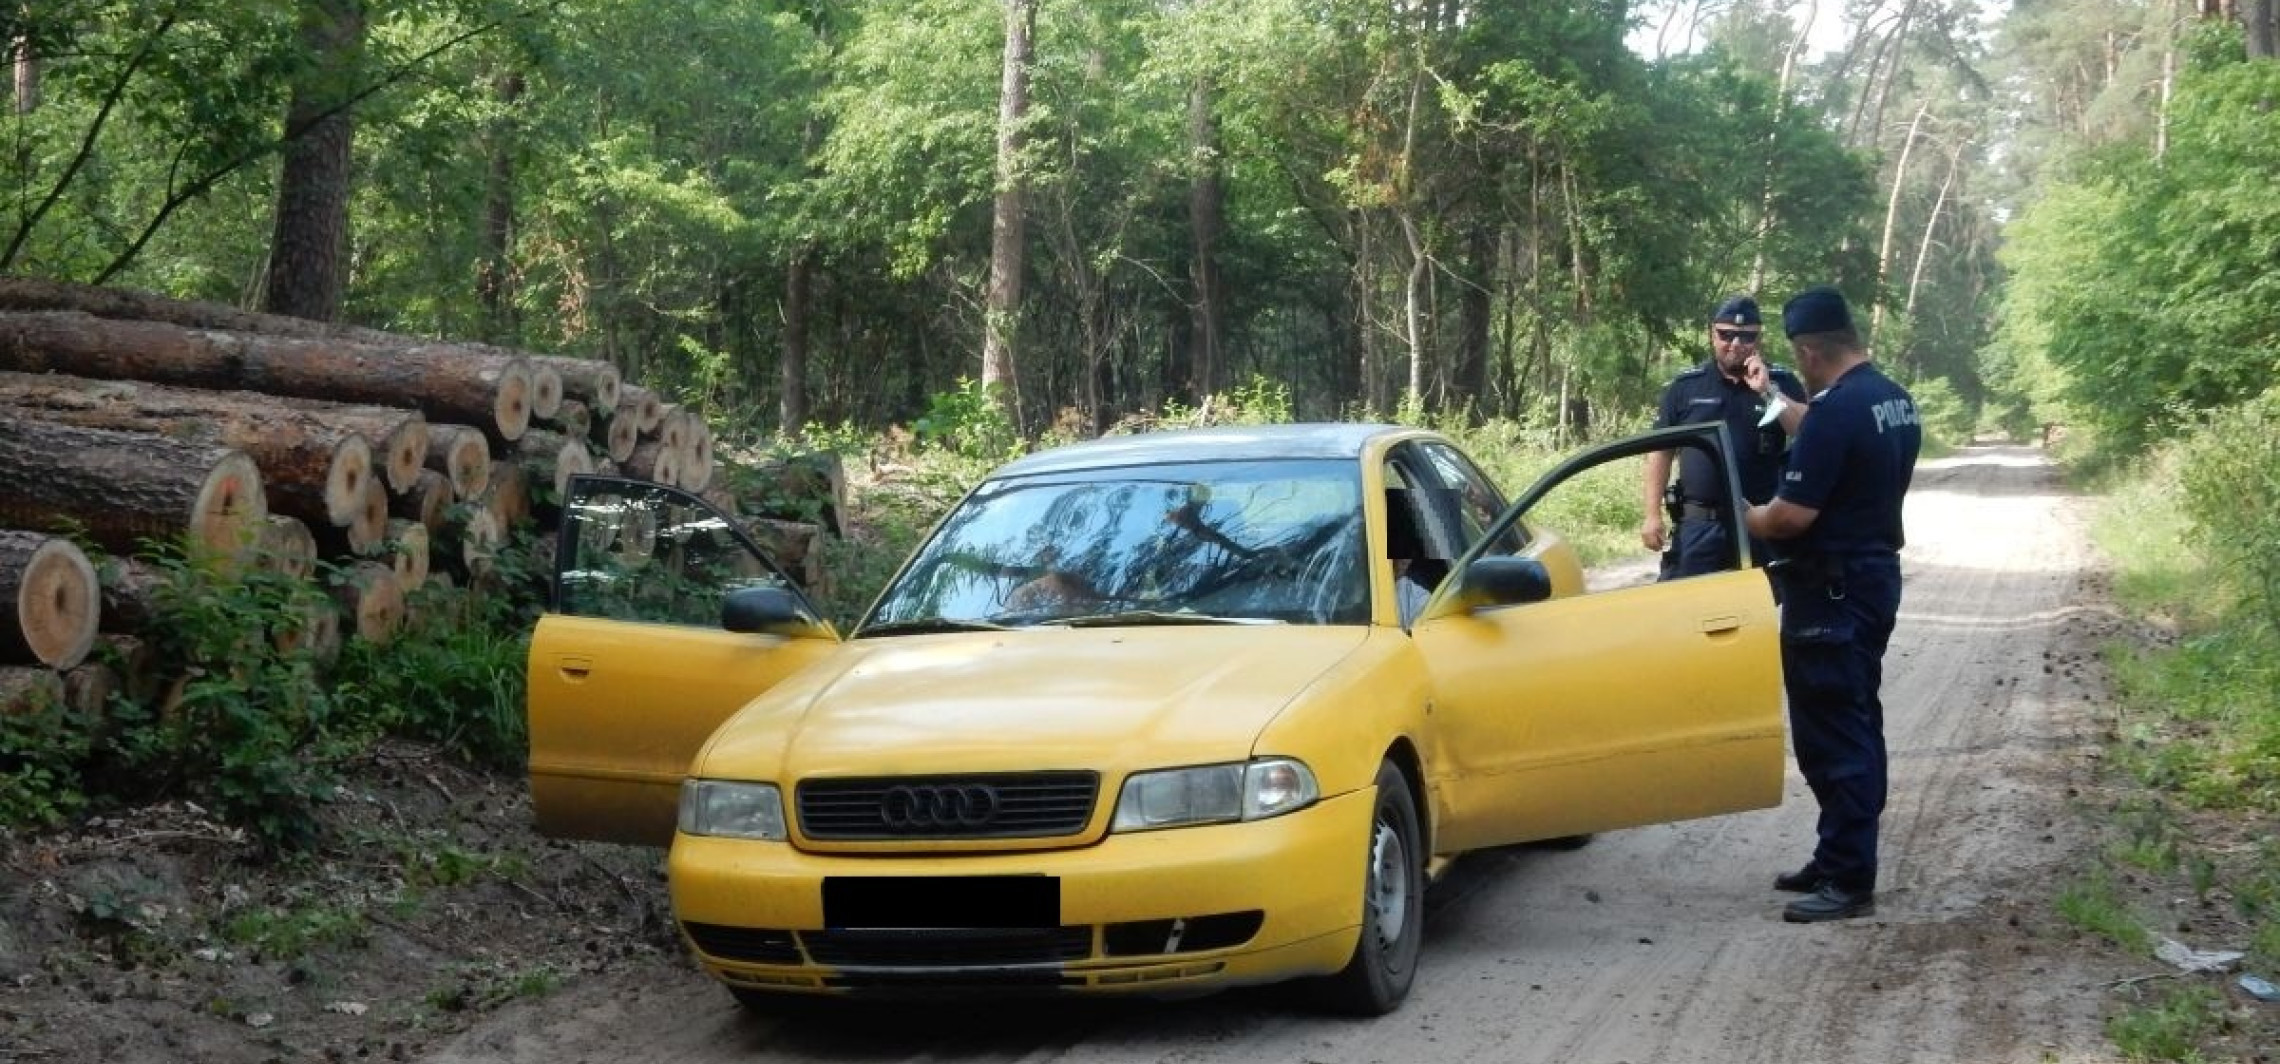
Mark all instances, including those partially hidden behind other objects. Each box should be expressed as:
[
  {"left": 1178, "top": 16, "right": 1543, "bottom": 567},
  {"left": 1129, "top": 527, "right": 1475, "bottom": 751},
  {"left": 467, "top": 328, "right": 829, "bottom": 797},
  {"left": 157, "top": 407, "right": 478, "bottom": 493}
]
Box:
[
  {"left": 1709, "top": 295, "right": 1760, "bottom": 326},
  {"left": 1782, "top": 286, "right": 1854, "bottom": 338}
]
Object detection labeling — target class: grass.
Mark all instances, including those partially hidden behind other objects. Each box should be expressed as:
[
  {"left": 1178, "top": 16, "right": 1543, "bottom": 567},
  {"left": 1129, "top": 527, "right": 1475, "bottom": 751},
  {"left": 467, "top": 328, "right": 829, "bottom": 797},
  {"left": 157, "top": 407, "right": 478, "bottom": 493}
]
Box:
[{"left": 2076, "top": 431, "right": 2280, "bottom": 1061}]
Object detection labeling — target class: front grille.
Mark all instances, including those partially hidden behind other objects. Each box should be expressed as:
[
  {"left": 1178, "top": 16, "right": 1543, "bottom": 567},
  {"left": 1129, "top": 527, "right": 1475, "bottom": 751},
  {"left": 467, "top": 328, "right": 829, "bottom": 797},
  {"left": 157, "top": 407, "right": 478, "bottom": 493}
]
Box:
[
  {"left": 797, "top": 772, "right": 1099, "bottom": 840},
  {"left": 682, "top": 923, "right": 801, "bottom": 964},
  {"left": 800, "top": 926, "right": 1093, "bottom": 967}
]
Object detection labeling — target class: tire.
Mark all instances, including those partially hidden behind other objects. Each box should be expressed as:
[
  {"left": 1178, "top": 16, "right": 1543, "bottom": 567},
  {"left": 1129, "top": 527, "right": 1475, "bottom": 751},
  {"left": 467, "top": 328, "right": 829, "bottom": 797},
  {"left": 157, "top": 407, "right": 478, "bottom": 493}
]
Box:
[{"left": 1312, "top": 760, "right": 1425, "bottom": 1016}]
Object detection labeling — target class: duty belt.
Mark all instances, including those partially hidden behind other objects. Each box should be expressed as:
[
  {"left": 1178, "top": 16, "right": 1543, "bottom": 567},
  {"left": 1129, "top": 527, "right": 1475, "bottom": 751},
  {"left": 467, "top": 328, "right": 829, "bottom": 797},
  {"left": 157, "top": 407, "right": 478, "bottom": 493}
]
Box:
[{"left": 1680, "top": 501, "right": 1723, "bottom": 522}]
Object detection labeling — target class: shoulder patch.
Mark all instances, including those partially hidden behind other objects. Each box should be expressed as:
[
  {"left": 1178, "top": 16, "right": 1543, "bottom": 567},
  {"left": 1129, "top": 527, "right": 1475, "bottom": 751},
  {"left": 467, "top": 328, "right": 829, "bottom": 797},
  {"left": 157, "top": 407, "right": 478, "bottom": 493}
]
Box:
[{"left": 1672, "top": 366, "right": 1709, "bottom": 380}]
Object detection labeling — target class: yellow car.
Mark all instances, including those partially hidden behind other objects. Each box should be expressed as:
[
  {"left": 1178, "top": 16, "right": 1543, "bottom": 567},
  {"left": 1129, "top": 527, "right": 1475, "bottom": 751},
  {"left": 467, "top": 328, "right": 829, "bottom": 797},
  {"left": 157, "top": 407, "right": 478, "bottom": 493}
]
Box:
[{"left": 527, "top": 422, "right": 1781, "bottom": 1015}]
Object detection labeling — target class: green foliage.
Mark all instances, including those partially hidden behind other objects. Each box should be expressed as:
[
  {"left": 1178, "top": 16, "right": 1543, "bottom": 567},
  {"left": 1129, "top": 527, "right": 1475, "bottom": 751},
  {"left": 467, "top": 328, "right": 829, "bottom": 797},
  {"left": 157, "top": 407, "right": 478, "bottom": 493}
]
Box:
[
  {"left": 1902, "top": 375, "right": 1976, "bottom": 451},
  {"left": 2055, "top": 873, "right": 2151, "bottom": 954},
  {"left": 913, "top": 378, "right": 1021, "bottom": 459},
  {"left": 330, "top": 579, "right": 536, "bottom": 771},
  {"left": 2106, "top": 984, "right": 2223, "bottom": 1063},
  {"left": 2174, "top": 388, "right": 2280, "bottom": 637},
  {"left": 0, "top": 681, "right": 95, "bottom": 830},
  {"left": 221, "top": 901, "right": 369, "bottom": 958},
  {"left": 96, "top": 553, "right": 357, "bottom": 852}
]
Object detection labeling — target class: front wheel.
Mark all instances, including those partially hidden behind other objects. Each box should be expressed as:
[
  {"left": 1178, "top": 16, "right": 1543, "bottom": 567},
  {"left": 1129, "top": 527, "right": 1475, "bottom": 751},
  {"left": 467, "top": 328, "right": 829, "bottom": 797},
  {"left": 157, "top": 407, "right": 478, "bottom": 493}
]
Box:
[{"left": 1312, "top": 759, "right": 1424, "bottom": 1016}]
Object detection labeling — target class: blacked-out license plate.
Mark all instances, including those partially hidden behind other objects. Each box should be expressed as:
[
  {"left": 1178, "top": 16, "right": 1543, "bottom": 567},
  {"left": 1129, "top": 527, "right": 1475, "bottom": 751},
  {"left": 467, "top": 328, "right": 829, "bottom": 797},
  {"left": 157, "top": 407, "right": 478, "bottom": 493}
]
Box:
[{"left": 823, "top": 875, "right": 1060, "bottom": 929}]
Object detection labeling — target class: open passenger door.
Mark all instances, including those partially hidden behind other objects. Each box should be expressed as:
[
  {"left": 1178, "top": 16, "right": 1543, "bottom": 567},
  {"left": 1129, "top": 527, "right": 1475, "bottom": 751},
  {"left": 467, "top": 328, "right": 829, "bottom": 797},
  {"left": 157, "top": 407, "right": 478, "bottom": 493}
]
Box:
[
  {"left": 1412, "top": 423, "right": 1786, "bottom": 853},
  {"left": 527, "top": 475, "right": 840, "bottom": 846}
]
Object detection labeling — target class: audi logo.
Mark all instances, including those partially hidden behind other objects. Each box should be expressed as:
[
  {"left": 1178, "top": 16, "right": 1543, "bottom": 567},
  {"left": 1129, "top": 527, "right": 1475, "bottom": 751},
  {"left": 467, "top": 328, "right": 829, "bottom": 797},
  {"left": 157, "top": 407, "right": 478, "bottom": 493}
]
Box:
[{"left": 879, "top": 784, "right": 1001, "bottom": 830}]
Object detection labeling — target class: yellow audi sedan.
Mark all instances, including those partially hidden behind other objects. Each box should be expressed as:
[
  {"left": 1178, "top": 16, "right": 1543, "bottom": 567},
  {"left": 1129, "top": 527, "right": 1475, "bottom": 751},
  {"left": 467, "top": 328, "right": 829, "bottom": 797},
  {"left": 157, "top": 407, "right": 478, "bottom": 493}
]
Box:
[{"left": 527, "top": 422, "right": 1781, "bottom": 1015}]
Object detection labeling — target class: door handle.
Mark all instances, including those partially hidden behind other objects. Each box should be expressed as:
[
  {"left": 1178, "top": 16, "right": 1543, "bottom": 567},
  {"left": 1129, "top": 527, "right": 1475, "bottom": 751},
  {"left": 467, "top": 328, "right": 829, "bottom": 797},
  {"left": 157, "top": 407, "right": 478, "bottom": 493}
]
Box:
[
  {"left": 556, "top": 654, "right": 594, "bottom": 679},
  {"left": 1699, "top": 615, "right": 1741, "bottom": 634}
]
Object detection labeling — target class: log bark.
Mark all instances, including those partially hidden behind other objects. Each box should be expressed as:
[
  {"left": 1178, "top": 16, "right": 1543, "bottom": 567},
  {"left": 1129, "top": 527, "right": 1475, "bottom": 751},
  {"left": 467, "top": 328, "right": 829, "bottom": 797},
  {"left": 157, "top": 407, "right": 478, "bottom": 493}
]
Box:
[
  {"left": 532, "top": 354, "right": 620, "bottom": 412},
  {"left": 89, "top": 633, "right": 159, "bottom": 705},
  {"left": 509, "top": 427, "right": 593, "bottom": 505},
  {"left": 254, "top": 514, "right": 317, "bottom": 580},
  {"left": 332, "top": 560, "right": 404, "bottom": 644},
  {"left": 545, "top": 398, "right": 591, "bottom": 443},
  {"left": 390, "top": 468, "right": 452, "bottom": 533},
  {"left": 0, "top": 373, "right": 375, "bottom": 526},
  {"left": 481, "top": 460, "right": 530, "bottom": 531},
  {"left": 735, "top": 516, "right": 827, "bottom": 593},
  {"left": 95, "top": 556, "right": 167, "bottom": 633},
  {"left": 739, "top": 452, "right": 847, "bottom": 536},
  {"left": 62, "top": 659, "right": 117, "bottom": 718},
  {"left": 0, "top": 418, "right": 267, "bottom": 565},
  {"left": 0, "top": 275, "right": 404, "bottom": 343},
  {"left": 0, "top": 310, "right": 532, "bottom": 443},
  {"left": 616, "top": 384, "right": 664, "bottom": 433},
  {"left": 423, "top": 423, "right": 492, "bottom": 500},
  {"left": 621, "top": 439, "right": 679, "bottom": 487},
  {"left": 0, "top": 665, "right": 63, "bottom": 714},
  {"left": 0, "top": 529, "right": 99, "bottom": 669}
]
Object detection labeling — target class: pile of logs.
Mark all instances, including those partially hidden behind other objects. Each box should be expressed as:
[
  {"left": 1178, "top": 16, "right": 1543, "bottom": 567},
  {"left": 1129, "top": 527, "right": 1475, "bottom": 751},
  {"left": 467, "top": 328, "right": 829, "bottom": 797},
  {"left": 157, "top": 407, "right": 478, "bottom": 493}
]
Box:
[{"left": 0, "top": 276, "right": 825, "bottom": 719}]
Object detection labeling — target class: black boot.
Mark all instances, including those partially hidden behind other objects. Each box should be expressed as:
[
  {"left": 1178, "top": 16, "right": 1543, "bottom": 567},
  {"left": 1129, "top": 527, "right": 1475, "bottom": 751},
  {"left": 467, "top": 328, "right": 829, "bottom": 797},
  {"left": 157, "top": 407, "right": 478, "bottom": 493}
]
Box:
[
  {"left": 1773, "top": 864, "right": 1826, "bottom": 893},
  {"left": 1782, "top": 882, "right": 1874, "bottom": 923}
]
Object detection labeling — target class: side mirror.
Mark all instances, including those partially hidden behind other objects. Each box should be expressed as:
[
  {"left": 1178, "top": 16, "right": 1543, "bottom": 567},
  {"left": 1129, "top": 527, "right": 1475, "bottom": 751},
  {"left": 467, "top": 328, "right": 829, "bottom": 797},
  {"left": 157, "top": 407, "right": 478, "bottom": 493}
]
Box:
[
  {"left": 1452, "top": 556, "right": 1554, "bottom": 609},
  {"left": 722, "top": 586, "right": 828, "bottom": 638}
]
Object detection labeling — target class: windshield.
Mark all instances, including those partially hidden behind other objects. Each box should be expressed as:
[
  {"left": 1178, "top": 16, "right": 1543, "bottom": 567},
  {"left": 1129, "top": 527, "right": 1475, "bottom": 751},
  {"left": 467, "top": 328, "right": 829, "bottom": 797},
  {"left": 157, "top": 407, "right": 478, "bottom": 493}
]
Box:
[{"left": 863, "top": 458, "right": 1368, "bottom": 630}]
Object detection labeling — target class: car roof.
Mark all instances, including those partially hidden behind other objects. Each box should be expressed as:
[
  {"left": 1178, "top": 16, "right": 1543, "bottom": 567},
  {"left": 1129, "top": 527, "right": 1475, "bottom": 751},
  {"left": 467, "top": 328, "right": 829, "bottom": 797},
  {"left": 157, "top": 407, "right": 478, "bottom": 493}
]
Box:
[{"left": 990, "top": 422, "right": 1420, "bottom": 478}]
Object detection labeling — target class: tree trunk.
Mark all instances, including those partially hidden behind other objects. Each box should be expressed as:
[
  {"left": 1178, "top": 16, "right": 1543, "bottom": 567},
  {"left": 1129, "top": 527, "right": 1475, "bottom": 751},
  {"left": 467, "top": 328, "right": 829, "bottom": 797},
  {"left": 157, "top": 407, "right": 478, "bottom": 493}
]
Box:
[
  {"left": 1871, "top": 100, "right": 1929, "bottom": 342},
  {"left": 0, "top": 418, "right": 267, "bottom": 565},
  {"left": 978, "top": 0, "right": 1036, "bottom": 415},
  {"left": 1187, "top": 77, "right": 1226, "bottom": 401},
  {"left": 11, "top": 32, "right": 34, "bottom": 114},
  {"left": 0, "top": 370, "right": 379, "bottom": 526},
  {"left": 0, "top": 311, "right": 532, "bottom": 443},
  {"left": 1456, "top": 227, "right": 1492, "bottom": 416},
  {"left": 2249, "top": 0, "right": 2277, "bottom": 57},
  {"left": 782, "top": 247, "right": 812, "bottom": 435},
  {"left": 477, "top": 70, "right": 523, "bottom": 343},
  {"left": 0, "top": 530, "right": 98, "bottom": 669},
  {"left": 263, "top": 0, "right": 366, "bottom": 322},
  {"left": 1752, "top": 1, "right": 1817, "bottom": 289}
]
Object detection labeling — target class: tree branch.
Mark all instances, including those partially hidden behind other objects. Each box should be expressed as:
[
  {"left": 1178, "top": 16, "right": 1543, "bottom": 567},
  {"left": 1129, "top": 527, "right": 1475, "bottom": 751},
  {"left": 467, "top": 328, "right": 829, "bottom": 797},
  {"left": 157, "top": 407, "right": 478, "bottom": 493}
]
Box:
[
  {"left": 94, "top": 0, "right": 572, "bottom": 285},
  {"left": 2, "top": 14, "right": 178, "bottom": 270}
]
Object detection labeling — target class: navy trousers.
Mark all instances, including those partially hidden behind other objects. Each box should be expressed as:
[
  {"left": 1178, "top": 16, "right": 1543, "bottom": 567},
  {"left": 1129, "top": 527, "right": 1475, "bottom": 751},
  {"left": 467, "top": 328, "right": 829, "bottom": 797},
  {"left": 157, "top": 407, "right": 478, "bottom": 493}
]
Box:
[{"left": 1779, "top": 554, "right": 1902, "bottom": 893}]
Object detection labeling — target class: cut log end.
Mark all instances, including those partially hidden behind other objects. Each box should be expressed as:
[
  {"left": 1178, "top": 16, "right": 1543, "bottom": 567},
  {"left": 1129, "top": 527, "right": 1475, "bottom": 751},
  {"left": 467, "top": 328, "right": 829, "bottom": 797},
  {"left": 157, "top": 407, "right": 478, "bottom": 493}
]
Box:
[
  {"left": 335, "top": 561, "right": 405, "bottom": 645},
  {"left": 387, "top": 518, "right": 430, "bottom": 593},
  {"left": 325, "top": 433, "right": 377, "bottom": 526},
  {"left": 379, "top": 418, "right": 430, "bottom": 494},
  {"left": 531, "top": 367, "right": 565, "bottom": 420},
  {"left": 196, "top": 451, "right": 269, "bottom": 565},
  {"left": 604, "top": 414, "right": 638, "bottom": 463},
  {"left": 255, "top": 514, "right": 318, "bottom": 580},
  {"left": 493, "top": 363, "right": 533, "bottom": 443},
  {"left": 7, "top": 536, "right": 100, "bottom": 670}
]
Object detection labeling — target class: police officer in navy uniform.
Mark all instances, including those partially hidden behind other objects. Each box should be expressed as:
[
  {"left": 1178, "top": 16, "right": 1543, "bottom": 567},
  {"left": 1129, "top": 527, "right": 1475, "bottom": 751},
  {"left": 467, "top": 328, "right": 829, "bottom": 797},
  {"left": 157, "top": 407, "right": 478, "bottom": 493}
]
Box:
[
  {"left": 1642, "top": 295, "right": 1808, "bottom": 579},
  {"left": 1743, "top": 286, "right": 1920, "bottom": 923}
]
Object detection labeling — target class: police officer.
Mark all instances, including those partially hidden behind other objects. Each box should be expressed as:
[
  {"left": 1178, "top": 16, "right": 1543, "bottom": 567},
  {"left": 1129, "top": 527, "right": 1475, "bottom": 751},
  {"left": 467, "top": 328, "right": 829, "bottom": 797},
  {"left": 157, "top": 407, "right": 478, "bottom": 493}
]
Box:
[
  {"left": 1743, "top": 286, "right": 1920, "bottom": 923},
  {"left": 1641, "top": 295, "right": 1808, "bottom": 579}
]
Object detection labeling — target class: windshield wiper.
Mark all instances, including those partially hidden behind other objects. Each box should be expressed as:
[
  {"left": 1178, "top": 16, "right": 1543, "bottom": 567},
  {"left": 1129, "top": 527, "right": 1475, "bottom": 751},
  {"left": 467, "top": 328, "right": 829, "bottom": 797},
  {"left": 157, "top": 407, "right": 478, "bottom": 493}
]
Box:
[
  {"left": 856, "top": 618, "right": 1013, "bottom": 637},
  {"left": 1040, "top": 610, "right": 1281, "bottom": 628}
]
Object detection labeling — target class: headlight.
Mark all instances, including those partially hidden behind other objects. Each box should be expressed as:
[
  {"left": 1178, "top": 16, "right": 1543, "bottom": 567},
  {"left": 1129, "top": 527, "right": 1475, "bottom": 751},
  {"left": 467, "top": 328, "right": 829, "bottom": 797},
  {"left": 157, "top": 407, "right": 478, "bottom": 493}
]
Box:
[
  {"left": 1111, "top": 758, "right": 1320, "bottom": 832},
  {"left": 677, "top": 780, "right": 787, "bottom": 840}
]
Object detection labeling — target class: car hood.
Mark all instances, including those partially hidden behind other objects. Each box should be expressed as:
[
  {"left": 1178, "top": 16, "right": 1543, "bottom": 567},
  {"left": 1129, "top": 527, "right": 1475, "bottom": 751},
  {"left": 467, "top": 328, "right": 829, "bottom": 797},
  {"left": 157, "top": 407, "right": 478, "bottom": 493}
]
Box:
[{"left": 695, "top": 625, "right": 1372, "bottom": 781}]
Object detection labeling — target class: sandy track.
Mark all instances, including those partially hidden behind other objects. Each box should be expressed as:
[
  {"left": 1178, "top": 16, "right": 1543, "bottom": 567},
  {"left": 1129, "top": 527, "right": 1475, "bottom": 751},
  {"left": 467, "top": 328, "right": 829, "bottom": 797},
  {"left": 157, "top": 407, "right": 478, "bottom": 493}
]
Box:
[{"left": 427, "top": 444, "right": 2132, "bottom": 1064}]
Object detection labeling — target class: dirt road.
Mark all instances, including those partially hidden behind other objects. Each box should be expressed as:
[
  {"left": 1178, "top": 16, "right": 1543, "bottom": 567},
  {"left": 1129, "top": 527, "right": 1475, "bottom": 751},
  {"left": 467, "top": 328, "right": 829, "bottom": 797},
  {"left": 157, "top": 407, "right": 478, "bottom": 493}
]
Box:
[{"left": 428, "top": 443, "right": 2133, "bottom": 1064}]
